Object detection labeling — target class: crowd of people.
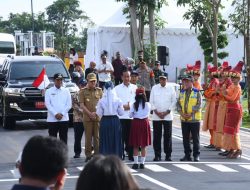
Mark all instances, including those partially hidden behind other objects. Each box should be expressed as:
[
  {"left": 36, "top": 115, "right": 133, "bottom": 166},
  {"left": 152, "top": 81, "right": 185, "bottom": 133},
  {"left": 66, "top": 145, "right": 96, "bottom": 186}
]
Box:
[{"left": 11, "top": 47, "right": 245, "bottom": 190}]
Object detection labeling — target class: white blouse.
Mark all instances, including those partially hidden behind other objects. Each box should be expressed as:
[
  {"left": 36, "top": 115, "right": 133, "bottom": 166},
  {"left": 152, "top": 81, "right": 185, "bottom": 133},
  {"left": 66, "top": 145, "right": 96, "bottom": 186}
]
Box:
[
  {"left": 130, "top": 102, "right": 151, "bottom": 119},
  {"left": 96, "top": 97, "right": 124, "bottom": 117}
]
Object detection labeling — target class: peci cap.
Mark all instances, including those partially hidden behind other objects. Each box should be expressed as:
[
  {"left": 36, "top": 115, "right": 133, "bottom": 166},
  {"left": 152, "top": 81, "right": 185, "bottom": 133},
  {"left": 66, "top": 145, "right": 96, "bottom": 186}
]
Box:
[
  {"left": 87, "top": 73, "right": 97, "bottom": 81},
  {"left": 155, "top": 60, "right": 161, "bottom": 65},
  {"left": 54, "top": 73, "right": 63, "bottom": 80}
]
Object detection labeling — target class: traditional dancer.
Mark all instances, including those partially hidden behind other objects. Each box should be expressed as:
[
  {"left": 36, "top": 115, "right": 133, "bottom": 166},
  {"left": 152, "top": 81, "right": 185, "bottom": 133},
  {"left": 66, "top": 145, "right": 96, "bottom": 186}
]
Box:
[{"left": 221, "top": 61, "right": 243, "bottom": 158}]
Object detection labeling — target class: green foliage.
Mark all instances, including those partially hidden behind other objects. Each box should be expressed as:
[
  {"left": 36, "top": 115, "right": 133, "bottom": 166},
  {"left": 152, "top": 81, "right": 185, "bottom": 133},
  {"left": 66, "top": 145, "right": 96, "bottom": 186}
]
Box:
[
  {"left": 143, "top": 43, "right": 157, "bottom": 63},
  {"left": 0, "top": 0, "right": 93, "bottom": 52},
  {"left": 229, "top": 0, "right": 248, "bottom": 35},
  {"left": 197, "top": 17, "right": 228, "bottom": 63}
]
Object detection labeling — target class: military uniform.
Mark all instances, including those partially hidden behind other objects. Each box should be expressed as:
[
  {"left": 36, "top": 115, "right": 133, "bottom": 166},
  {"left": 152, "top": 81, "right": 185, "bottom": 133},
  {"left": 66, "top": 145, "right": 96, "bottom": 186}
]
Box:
[{"left": 79, "top": 85, "right": 102, "bottom": 159}]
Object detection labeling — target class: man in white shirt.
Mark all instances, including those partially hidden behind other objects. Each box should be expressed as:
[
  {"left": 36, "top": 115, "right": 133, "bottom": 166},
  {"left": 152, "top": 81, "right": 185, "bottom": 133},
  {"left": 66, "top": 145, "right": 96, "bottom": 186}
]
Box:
[
  {"left": 97, "top": 54, "right": 114, "bottom": 89},
  {"left": 150, "top": 73, "right": 176, "bottom": 161},
  {"left": 115, "top": 69, "right": 137, "bottom": 161},
  {"left": 45, "top": 73, "right": 72, "bottom": 144}
]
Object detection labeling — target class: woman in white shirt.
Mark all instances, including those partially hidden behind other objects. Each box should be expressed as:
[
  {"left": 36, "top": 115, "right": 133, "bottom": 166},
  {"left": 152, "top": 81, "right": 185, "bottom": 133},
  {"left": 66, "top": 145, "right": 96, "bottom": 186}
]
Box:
[
  {"left": 96, "top": 81, "right": 124, "bottom": 158},
  {"left": 69, "top": 48, "right": 78, "bottom": 74},
  {"left": 129, "top": 87, "right": 151, "bottom": 169}
]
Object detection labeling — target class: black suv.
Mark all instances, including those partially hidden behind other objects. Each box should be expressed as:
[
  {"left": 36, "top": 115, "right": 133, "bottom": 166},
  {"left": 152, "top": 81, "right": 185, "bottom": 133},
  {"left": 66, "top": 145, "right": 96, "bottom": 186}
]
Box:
[{"left": 0, "top": 56, "right": 79, "bottom": 129}]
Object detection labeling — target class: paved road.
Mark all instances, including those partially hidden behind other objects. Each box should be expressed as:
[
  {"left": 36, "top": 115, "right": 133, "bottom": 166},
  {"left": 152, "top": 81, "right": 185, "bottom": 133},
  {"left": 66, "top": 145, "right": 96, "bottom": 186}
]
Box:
[{"left": 0, "top": 119, "right": 250, "bottom": 190}]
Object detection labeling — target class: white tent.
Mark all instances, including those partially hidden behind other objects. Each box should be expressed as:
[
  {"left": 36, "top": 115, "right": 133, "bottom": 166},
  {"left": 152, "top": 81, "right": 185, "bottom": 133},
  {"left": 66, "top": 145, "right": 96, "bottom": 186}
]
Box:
[{"left": 86, "top": 4, "right": 244, "bottom": 82}]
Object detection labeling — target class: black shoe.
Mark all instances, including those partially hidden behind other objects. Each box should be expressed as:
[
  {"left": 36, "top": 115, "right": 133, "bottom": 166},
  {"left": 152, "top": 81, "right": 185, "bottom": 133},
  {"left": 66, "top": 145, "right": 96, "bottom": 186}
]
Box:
[
  {"left": 132, "top": 164, "right": 139, "bottom": 169},
  {"left": 140, "top": 163, "right": 145, "bottom": 169},
  {"left": 204, "top": 144, "right": 215, "bottom": 149},
  {"left": 85, "top": 157, "right": 91, "bottom": 162},
  {"left": 220, "top": 151, "right": 231, "bottom": 156},
  {"left": 128, "top": 156, "right": 134, "bottom": 161},
  {"left": 74, "top": 154, "right": 80, "bottom": 158},
  {"left": 165, "top": 156, "right": 172, "bottom": 161},
  {"left": 180, "top": 156, "right": 192, "bottom": 161},
  {"left": 193, "top": 156, "right": 200, "bottom": 162},
  {"left": 153, "top": 157, "right": 161, "bottom": 161}
]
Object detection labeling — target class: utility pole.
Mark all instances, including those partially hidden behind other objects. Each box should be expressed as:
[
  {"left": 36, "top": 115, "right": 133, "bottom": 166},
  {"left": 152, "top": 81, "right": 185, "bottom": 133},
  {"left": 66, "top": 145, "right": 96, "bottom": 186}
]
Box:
[{"left": 31, "top": 0, "right": 34, "bottom": 31}]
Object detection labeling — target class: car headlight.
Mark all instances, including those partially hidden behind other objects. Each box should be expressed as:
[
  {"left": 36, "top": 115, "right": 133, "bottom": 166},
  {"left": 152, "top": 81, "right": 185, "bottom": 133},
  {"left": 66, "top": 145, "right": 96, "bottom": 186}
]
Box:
[{"left": 4, "top": 88, "right": 22, "bottom": 96}]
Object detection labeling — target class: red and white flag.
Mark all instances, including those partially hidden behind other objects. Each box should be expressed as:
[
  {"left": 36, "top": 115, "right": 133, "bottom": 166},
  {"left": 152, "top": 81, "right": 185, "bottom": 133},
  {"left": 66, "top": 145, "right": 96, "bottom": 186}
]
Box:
[{"left": 32, "top": 68, "right": 50, "bottom": 90}]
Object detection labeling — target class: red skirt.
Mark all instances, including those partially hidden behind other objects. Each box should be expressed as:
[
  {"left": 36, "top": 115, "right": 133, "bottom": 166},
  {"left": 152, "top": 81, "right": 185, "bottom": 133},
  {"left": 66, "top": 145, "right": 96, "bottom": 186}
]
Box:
[
  {"left": 224, "top": 103, "right": 242, "bottom": 135},
  {"left": 129, "top": 118, "right": 151, "bottom": 147}
]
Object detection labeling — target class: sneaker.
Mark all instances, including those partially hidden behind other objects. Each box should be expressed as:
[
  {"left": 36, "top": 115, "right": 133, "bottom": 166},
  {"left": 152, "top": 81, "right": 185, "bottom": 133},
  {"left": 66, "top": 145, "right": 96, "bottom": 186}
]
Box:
[
  {"left": 180, "top": 156, "right": 192, "bottom": 161},
  {"left": 204, "top": 144, "right": 215, "bottom": 149},
  {"left": 74, "top": 154, "right": 80, "bottom": 158},
  {"left": 139, "top": 163, "right": 145, "bottom": 169},
  {"left": 132, "top": 164, "right": 139, "bottom": 169}
]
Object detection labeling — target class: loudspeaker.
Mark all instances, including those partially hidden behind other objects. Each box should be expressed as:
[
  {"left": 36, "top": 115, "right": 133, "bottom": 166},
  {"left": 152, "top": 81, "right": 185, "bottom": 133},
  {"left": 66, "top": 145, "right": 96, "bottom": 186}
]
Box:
[{"left": 157, "top": 46, "right": 169, "bottom": 66}]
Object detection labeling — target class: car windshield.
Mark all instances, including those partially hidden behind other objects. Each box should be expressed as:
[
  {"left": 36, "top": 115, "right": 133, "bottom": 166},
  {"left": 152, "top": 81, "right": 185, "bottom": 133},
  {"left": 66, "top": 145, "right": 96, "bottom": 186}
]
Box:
[
  {"left": 9, "top": 61, "right": 69, "bottom": 80},
  {"left": 0, "top": 41, "right": 15, "bottom": 54}
]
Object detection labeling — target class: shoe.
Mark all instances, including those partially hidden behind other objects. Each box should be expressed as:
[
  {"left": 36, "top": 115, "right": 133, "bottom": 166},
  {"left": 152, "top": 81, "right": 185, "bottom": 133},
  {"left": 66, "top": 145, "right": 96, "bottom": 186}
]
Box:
[
  {"left": 230, "top": 149, "right": 242, "bottom": 159},
  {"left": 204, "top": 144, "right": 215, "bottom": 149},
  {"left": 165, "top": 156, "right": 172, "bottom": 161},
  {"left": 128, "top": 156, "right": 134, "bottom": 161},
  {"left": 140, "top": 163, "right": 145, "bottom": 169},
  {"left": 180, "top": 156, "right": 192, "bottom": 161},
  {"left": 193, "top": 156, "right": 200, "bottom": 162},
  {"left": 218, "top": 151, "right": 229, "bottom": 156},
  {"left": 85, "top": 157, "right": 91, "bottom": 162},
  {"left": 73, "top": 154, "right": 80, "bottom": 158},
  {"left": 226, "top": 150, "right": 235, "bottom": 158},
  {"left": 153, "top": 157, "right": 161, "bottom": 161},
  {"left": 132, "top": 164, "right": 139, "bottom": 169}
]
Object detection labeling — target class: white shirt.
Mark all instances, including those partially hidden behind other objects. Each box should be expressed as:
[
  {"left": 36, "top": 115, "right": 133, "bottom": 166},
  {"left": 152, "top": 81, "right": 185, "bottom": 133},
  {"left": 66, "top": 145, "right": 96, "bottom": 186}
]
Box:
[
  {"left": 45, "top": 86, "right": 72, "bottom": 122},
  {"left": 150, "top": 83, "right": 176, "bottom": 121},
  {"left": 114, "top": 83, "right": 137, "bottom": 119},
  {"left": 97, "top": 61, "right": 114, "bottom": 82},
  {"left": 96, "top": 97, "right": 124, "bottom": 117},
  {"left": 69, "top": 53, "right": 78, "bottom": 65},
  {"left": 130, "top": 102, "right": 151, "bottom": 119}
]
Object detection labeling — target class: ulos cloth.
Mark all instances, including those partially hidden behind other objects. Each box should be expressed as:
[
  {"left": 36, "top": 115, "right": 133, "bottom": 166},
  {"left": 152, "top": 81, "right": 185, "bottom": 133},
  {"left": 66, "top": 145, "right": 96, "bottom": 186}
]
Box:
[
  {"left": 99, "top": 115, "right": 122, "bottom": 158},
  {"left": 129, "top": 118, "right": 151, "bottom": 147}
]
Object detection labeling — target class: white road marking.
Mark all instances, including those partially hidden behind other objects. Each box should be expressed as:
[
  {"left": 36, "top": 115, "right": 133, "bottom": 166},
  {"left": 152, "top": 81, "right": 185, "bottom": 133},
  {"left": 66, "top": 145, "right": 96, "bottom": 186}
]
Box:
[
  {"left": 129, "top": 168, "right": 138, "bottom": 173},
  {"left": 206, "top": 164, "right": 238, "bottom": 172},
  {"left": 239, "top": 165, "right": 250, "bottom": 170},
  {"left": 134, "top": 173, "right": 178, "bottom": 190},
  {"left": 145, "top": 164, "right": 171, "bottom": 172},
  {"left": 173, "top": 164, "right": 205, "bottom": 172}
]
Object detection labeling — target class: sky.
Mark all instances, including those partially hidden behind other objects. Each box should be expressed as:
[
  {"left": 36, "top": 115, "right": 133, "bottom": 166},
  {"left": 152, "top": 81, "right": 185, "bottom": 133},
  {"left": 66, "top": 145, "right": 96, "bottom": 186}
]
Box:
[{"left": 0, "top": 0, "right": 232, "bottom": 27}]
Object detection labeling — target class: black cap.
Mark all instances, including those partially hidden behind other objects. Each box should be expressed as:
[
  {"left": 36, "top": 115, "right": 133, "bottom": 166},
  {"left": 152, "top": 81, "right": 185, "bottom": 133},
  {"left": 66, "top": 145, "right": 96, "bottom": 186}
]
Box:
[
  {"left": 131, "top": 71, "right": 139, "bottom": 76},
  {"left": 181, "top": 74, "right": 193, "bottom": 82},
  {"left": 155, "top": 60, "right": 161, "bottom": 65},
  {"left": 159, "top": 72, "right": 168, "bottom": 79},
  {"left": 54, "top": 73, "right": 63, "bottom": 80}
]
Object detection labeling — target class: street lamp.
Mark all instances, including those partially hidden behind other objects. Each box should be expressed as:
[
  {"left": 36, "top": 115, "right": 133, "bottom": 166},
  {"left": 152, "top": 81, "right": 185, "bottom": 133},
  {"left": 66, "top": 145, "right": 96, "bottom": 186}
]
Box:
[{"left": 31, "top": 0, "right": 34, "bottom": 31}]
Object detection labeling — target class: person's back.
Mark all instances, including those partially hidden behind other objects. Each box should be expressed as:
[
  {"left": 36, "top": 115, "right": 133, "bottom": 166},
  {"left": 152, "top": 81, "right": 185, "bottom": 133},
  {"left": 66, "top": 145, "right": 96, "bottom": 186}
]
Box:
[
  {"left": 76, "top": 155, "right": 139, "bottom": 190},
  {"left": 11, "top": 135, "right": 68, "bottom": 190}
]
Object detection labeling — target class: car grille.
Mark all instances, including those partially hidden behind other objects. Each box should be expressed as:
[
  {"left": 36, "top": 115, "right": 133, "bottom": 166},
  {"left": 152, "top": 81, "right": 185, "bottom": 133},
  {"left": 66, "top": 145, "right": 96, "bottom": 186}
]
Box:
[{"left": 24, "top": 88, "right": 43, "bottom": 97}]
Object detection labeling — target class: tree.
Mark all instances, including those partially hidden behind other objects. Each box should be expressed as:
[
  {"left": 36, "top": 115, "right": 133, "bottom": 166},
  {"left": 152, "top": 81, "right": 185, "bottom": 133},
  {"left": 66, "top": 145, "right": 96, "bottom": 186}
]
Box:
[
  {"left": 46, "top": 0, "right": 90, "bottom": 51},
  {"left": 198, "top": 17, "right": 228, "bottom": 82},
  {"left": 177, "top": 0, "right": 225, "bottom": 67}
]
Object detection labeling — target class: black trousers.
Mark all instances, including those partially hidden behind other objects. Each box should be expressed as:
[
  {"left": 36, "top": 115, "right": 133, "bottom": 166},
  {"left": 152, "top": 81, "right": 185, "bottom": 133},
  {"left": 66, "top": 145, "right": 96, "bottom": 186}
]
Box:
[
  {"left": 48, "top": 121, "right": 69, "bottom": 144},
  {"left": 99, "top": 81, "right": 106, "bottom": 90},
  {"left": 181, "top": 122, "right": 200, "bottom": 157},
  {"left": 145, "top": 90, "right": 150, "bottom": 102},
  {"left": 114, "top": 78, "right": 122, "bottom": 86},
  {"left": 74, "top": 122, "right": 84, "bottom": 155},
  {"left": 153, "top": 120, "right": 172, "bottom": 158},
  {"left": 120, "top": 119, "right": 133, "bottom": 158}
]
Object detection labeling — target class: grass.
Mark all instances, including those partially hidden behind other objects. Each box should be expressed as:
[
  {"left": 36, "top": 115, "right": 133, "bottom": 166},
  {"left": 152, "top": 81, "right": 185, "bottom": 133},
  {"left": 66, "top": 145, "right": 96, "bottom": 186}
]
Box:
[{"left": 242, "top": 98, "right": 250, "bottom": 129}]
